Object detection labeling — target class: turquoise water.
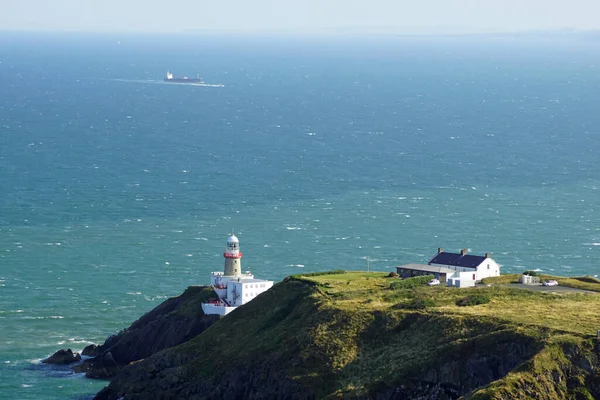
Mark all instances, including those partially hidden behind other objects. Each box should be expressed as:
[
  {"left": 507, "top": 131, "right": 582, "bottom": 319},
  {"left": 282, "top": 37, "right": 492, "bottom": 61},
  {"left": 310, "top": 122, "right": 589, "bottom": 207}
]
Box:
[{"left": 1, "top": 33, "right": 599, "bottom": 399}]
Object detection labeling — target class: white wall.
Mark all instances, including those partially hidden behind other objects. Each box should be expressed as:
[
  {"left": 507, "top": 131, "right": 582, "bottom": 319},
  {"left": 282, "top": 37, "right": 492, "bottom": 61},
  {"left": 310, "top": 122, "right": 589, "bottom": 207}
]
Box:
[
  {"left": 224, "top": 280, "right": 274, "bottom": 306},
  {"left": 240, "top": 281, "right": 274, "bottom": 305},
  {"left": 201, "top": 303, "right": 236, "bottom": 316},
  {"left": 447, "top": 271, "right": 476, "bottom": 288},
  {"left": 475, "top": 259, "right": 501, "bottom": 280}
]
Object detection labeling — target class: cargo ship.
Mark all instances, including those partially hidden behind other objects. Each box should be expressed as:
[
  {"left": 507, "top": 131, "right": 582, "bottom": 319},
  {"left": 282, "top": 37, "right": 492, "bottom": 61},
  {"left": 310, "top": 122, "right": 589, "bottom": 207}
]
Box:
[{"left": 164, "top": 71, "right": 203, "bottom": 84}]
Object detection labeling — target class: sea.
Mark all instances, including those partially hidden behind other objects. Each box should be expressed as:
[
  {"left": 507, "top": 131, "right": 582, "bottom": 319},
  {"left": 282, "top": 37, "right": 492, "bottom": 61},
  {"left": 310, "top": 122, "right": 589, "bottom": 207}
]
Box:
[{"left": 0, "top": 31, "right": 599, "bottom": 399}]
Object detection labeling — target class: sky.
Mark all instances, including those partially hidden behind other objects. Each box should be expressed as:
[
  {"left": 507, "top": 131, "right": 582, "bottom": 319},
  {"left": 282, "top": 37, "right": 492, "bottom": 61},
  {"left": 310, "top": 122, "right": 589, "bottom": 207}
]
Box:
[{"left": 1, "top": 0, "right": 600, "bottom": 34}]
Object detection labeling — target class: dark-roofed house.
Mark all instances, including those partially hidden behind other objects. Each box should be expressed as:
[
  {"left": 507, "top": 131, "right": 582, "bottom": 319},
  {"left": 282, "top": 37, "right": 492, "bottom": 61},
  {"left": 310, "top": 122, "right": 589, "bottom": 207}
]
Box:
[{"left": 396, "top": 248, "right": 501, "bottom": 287}]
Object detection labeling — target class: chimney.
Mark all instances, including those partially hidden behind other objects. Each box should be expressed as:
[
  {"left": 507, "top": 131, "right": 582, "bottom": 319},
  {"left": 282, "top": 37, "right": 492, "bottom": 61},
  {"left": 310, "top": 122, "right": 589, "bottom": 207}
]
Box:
[
  {"left": 438, "top": 247, "right": 443, "bottom": 254},
  {"left": 460, "top": 248, "right": 468, "bottom": 256},
  {"left": 485, "top": 252, "right": 491, "bottom": 258}
]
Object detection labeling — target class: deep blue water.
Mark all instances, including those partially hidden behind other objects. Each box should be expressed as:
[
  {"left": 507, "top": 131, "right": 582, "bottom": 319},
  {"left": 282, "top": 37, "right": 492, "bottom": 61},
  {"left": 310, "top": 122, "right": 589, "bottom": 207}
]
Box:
[{"left": 1, "top": 32, "right": 599, "bottom": 399}]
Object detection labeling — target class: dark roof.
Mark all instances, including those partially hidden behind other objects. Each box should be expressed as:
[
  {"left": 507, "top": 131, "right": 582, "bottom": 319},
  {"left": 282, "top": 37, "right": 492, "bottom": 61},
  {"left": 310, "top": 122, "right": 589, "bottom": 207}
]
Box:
[
  {"left": 397, "top": 264, "right": 457, "bottom": 275},
  {"left": 429, "top": 252, "right": 486, "bottom": 268}
]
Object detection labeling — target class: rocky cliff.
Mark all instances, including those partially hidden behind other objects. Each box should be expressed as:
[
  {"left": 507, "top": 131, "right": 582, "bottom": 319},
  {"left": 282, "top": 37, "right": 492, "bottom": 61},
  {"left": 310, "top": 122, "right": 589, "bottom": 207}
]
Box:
[
  {"left": 91, "top": 274, "right": 600, "bottom": 400},
  {"left": 63, "top": 286, "right": 219, "bottom": 378}
]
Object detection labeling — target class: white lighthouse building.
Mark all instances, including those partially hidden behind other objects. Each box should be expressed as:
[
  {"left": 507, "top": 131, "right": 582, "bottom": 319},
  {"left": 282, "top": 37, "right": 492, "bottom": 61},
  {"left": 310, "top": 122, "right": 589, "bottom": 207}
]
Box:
[{"left": 201, "top": 234, "right": 274, "bottom": 316}]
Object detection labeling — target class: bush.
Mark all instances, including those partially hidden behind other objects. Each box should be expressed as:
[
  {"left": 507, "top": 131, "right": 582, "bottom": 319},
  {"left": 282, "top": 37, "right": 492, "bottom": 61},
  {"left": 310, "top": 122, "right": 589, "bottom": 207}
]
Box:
[
  {"left": 389, "top": 275, "right": 435, "bottom": 290},
  {"left": 387, "top": 272, "right": 399, "bottom": 278},
  {"left": 456, "top": 293, "right": 491, "bottom": 307},
  {"left": 394, "top": 298, "right": 438, "bottom": 310},
  {"left": 522, "top": 270, "right": 538, "bottom": 277}
]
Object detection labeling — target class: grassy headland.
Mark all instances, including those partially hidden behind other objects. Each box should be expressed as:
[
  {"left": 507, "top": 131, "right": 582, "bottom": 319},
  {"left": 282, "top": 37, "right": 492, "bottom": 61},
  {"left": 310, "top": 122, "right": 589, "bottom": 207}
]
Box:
[{"left": 97, "top": 271, "right": 600, "bottom": 400}]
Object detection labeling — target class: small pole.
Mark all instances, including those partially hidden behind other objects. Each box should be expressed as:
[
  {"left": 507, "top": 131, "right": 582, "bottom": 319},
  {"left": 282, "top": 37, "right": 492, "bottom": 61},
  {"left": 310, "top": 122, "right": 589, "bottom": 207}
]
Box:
[{"left": 367, "top": 257, "right": 370, "bottom": 273}]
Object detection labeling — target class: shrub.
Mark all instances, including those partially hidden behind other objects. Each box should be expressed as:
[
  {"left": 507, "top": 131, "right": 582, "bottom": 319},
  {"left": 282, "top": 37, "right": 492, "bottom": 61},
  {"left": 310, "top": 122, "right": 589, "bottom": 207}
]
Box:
[
  {"left": 389, "top": 275, "right": 435, "bottom": 290},
  {"left": 456, "top": 293, "right": 491, "bottom": 307},
  {"left": 522, "top": 270, "right": 538, "bottom": 277},
  {"left": 387, "top": 272, "right": 399, "bottom": 278},
  {"left": 394, "top": 298, "right": 438, "bottom": 310}
]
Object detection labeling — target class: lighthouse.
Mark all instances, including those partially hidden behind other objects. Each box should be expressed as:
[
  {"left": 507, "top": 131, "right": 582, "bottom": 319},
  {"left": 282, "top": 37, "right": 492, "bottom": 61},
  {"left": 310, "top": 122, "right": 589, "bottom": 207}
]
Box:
[
  {"left": 202, "top": 234, "right": 274, "bottom": 316},
  {"left": 223, "top": 234, "right": 242, "bottom": 276}
]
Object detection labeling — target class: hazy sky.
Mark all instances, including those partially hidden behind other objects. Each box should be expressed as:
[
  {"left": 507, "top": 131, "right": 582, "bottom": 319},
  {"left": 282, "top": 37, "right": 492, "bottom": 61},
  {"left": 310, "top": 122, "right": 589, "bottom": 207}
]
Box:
[{"left": 2, "top": 0, "right": 600, "bottom": 33}]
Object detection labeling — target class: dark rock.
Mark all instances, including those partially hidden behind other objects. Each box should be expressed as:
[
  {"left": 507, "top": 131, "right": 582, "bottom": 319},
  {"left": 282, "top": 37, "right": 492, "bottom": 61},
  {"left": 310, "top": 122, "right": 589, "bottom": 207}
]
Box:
[
  {"left": 82, "top": 344, "right": 100, "bottom": 357},
  {"left": 42, "top": 348, "right": 81, "bottom": 364},
  {"left": 73, "top": 351, "right": 121, "bottom": 379}
]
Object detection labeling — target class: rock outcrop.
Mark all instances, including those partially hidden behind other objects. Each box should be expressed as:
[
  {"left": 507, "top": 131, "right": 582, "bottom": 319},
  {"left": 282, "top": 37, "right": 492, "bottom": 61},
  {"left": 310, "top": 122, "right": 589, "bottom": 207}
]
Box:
[
  {"left": 42, "top": 348, "right": 81, "bottom": 364},
  {"left": 82, "top": 344, "right": 100, "bottom": 357}
]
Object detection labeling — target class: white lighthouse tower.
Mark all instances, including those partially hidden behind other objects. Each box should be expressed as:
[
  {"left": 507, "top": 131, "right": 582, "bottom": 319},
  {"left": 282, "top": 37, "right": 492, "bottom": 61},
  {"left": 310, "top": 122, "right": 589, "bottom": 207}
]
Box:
[
  {"left": 224, "top": 234, "right": 242, "bottom": 276},
  {"left": 202, "top": 234, "right": 274, "bottom": 316}
]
